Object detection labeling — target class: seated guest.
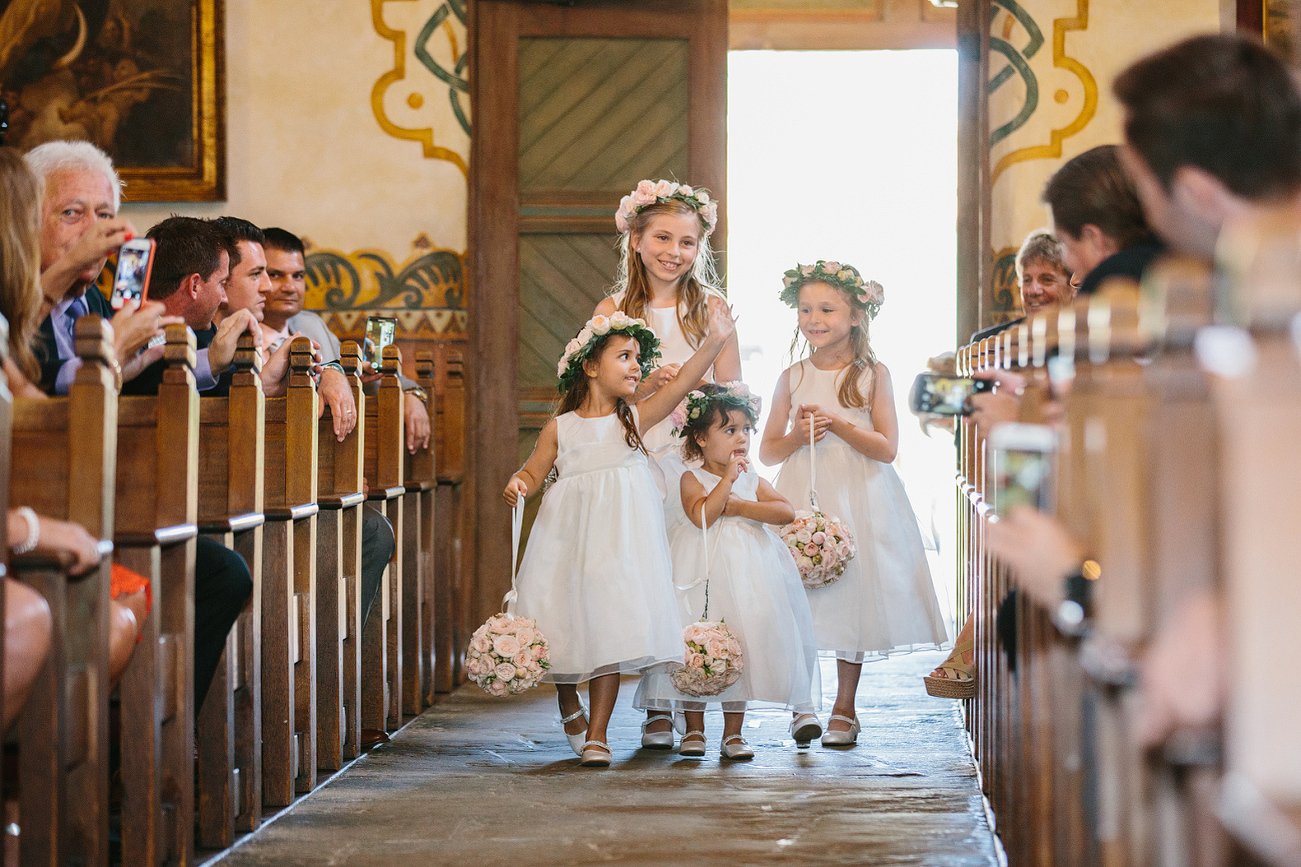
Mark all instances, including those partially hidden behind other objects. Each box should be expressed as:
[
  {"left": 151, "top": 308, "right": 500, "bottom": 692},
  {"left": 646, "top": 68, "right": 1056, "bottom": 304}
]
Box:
[
  {"left": 121, "top": 217, "right": 285, "bottom": 398},
  {"left": 1043, "top": 143, "right": 1164, "bottom": 294},
  {"left": 23, "top": 141, "right": 177, "bottom": 394},
  {"left": 970, "top": 230, "right": 1073, "bottom": 342},
  {"left": 261, "top": 228, "right": 432, "bottom": 454}
]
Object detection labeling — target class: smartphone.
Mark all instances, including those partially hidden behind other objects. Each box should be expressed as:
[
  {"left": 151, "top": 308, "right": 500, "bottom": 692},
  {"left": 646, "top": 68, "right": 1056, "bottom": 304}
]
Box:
[
  {"left": 908, "top": 372, "right": 996, "bottom": 416},
  {"left": 990, "top": 423, "right": 1056, "bottom": 517},
  {"left": 111, "top": 238, "right": 155, "bottom": 310},
  {"left": 363, "top": 316, "right": 397, "bottom": 370}
]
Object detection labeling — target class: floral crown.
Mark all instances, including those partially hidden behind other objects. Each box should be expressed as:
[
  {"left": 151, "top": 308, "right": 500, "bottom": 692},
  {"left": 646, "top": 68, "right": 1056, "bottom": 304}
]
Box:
[
  {"left": 780, "top": 260, "right": 884, "bottom": 319},
  {"left": 556, "top": 311, "right": 662, "bottom": 393},
  {"left": 616, "top": 179, "right": 719, "bottom": 238},
  {"left": 671, "top": 381, "right": 762, "bottom": 437}
]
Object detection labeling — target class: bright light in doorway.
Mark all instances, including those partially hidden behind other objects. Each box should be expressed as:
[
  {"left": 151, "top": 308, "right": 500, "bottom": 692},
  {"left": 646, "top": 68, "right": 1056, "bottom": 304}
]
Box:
[{"left": 726, "top": 49, "right": 959, "bottom": 623}]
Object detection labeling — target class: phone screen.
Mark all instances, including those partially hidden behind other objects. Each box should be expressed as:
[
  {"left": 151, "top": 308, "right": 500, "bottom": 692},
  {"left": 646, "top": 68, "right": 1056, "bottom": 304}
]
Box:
[
  {"left": 910, "top": 373, "right": 988, "bottom": 416},
  {"left": 364, "top": 317, "right": 397, "bottom": 369},
  {"left": 112, "top": 242, "right": 153, "bottom": 309},
  {"left": 994, "top": 447, "right": 1053, "bottom": 515}
]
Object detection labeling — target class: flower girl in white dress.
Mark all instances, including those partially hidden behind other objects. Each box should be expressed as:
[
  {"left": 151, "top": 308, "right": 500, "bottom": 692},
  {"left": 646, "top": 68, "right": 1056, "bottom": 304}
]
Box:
[
  {"left": 504, "top": 304, "right": 735, "bottom": 767},
  {"left": 759, "top": 261, "right": 947, "bottom": 748},
  {"left": 635, "top": 383, "right": 820, "bottom": 759},
  {"left": 593, "top": 179, "right": 742, "bottom": 747}
]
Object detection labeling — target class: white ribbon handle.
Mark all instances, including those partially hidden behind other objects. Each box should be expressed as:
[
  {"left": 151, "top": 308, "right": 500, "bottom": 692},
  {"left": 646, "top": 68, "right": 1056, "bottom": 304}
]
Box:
[
  {"left": 673, "top": 499, "right": 719, "bottom": 600},
  {"left": 502, "top": 502, "right": 524, "bottom": 615},
  {"left": 809, "top": 412, "right": 820, "bottom": 511}
]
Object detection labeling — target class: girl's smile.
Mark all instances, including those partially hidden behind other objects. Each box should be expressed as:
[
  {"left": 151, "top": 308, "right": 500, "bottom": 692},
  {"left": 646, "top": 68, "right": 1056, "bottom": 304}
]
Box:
[
  {"left": 797, "top": 281, "right": 860, "bottom": 352},
  {"left": 635, "top": 212, "right": 702, "bottom": 291}
]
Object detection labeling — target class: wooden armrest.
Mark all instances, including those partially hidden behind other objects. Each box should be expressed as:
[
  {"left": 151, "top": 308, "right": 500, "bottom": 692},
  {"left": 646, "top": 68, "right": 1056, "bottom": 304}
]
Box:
[
  {"left": 368, "top": 486, "right": 406, "bottom": 501},
  {"left": 318, "top": 493, "right": 366, "bottom": 510},
  {"left": 403, "top": 480, "right": 435, "bottom": 493},
  {"left": 199, "top": 513, "right": 266, "bottom": 534},
  {"left": 11, "top": 549, "right": 78, "bottom": 570},
  {"left": 265, "top": 504, "right": 320, "bottom": 521},
  {"left": 116, "top": 524, "right": 199, "bottom": 547}
]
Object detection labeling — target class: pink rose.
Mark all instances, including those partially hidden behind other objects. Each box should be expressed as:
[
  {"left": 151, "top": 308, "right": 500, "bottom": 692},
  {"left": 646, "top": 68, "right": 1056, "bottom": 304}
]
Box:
[
  {"left": 687, "top": 651, "right": 704, "bottom": 668},
  {"left": 800, "top": 264, "right": 816, "bottom": 277},
  {"left": 636, "top": 179, "right": 657, "bottom": 198},
  {"left": 589, "top": 315, "right": 611, "bottom": 336},
  {"left": 495, "top": 662, "right": 518, "bottom": 681},
  {"left": 489, "top": 681, "right": 508, "bottom": 696},
  {"left": 803, "top": 542, "right": 818, "bottom": 556},
  {"left": 471, "top": 632, "right": 492, "bottom": 654},
  {"left": 513, "top": 650, "right": 533, "bottom": 669},
  {"left": 728, "top": 638, "right": 742, "bottom": 657},
  {"left": 489, "top": 616, "right": 514, "bottom": 634},
  {"left": 823, "top": 261, "right": 841, "bottom": 272},
  {"left": 514, "top": 627, "right": 537, "bottom": 647},
  {"left": 653, "top": 179, "right": 675, "bottom": 198},
  {"left": 811, "top": 531, "right": 826, "bottom": 545},
  {"left": 493, "top": 634, "right": 521, "bottom": 657},
  {"left": 705, "top": 638, "right": 728, "bottom": 659},
  {"left": 532, "top": 643, "right": 548, "bottom": 660}
]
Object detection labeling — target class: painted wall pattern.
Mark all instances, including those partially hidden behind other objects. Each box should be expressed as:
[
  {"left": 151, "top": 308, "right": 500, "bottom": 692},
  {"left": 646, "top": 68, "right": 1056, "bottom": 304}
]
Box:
[{"left": 984, "top": 0, "right": 1220, "bottom": 329}]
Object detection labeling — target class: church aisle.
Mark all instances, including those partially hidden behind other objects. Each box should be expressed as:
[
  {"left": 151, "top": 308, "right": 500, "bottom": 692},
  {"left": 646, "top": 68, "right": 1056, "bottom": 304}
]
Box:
[{"left": 212, "top": 652, "right": 999, "bottom": 866}]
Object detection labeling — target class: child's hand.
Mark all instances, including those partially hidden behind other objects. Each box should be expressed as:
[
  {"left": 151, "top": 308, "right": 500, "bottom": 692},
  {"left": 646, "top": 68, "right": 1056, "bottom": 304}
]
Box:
[
  {"left": 723, "top": 453, "right": 748, "bottom": 482},
  {"left": 647, "top": 363, "right": 681, "bottom": 392},
  {"left": 707, "top": 300, "right": 737, "bottom": 345},
  {"left": 721, "top": 493, "right": 746, "bottom": 517},
  {"left": 504, "top": 477, "right": 528, "bottom": 506},
  {"left": 797, "top": 406, "right": 833, "bottom": 443}
]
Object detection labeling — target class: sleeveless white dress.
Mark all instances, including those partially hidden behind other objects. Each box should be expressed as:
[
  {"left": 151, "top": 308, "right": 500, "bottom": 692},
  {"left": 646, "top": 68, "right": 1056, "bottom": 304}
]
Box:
[
  {"left": 634, "top": 469, "right": 820, "bottom": 712},
  {"left": 609, "top": 292, "right": 716, "bottom": 523},
  {"left": 514, "top": 410, "right": 684, "bottom": 683},
  {"left": 774, "top": 360, "right": 948, "bottom": 662}
]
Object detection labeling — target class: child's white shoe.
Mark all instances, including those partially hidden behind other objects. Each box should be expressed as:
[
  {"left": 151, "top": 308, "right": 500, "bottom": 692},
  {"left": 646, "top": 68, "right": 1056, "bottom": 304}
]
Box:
[
  {"left": 679, "top": 730, "right": 707, "bottom": 757},
  {"left": 580, "top": 740, "right": 612, "bottom": 767},
  {"left": 789, "top": 713, "right": 823, "bottom": 746},
  {"left": 820, "top": 714, "right": 860, "bottom": 747},
  {"left": 561, "top": 704, "right": 589, "bottom": 757},
  {"left": 640, "top": 714, "right": 676, "bottom": 750},
  {"left": 720, "top": 734, "right": 754, "bottom": 761}
]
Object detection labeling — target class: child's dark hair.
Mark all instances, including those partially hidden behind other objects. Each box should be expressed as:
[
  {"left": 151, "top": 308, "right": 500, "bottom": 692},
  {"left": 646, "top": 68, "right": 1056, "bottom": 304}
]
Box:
[
  {"left": 555, "top": 332, "right": 647, "bottom": 453},
  {"left": 680, "top": 384, "right": 759, "bottom": 462}
]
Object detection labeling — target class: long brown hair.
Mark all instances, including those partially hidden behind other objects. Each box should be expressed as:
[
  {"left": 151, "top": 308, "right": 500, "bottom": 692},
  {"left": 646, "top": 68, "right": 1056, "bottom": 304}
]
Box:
[
  {"left": 555, "top": 332, "right": 647, "bottom": 453},
  {"left": 613, "top": 201, "right": 722, "bottom": 348},
  {"left": 0, "top": 148, "right": 45, "bottom": 381},
  {"left": 788, "top": 280, "right": 879, "bottom": 411}
]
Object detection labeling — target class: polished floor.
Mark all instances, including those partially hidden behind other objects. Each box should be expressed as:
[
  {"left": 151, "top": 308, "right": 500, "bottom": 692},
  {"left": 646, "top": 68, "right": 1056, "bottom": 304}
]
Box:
[{"left": 210, "top": 651, "right": 1000, "bottom": 866}]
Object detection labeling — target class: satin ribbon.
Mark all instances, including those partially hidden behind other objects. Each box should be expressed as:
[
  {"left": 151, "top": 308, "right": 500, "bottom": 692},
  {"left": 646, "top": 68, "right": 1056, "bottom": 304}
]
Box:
[
  {"left": 501, "top": 501, "right": 524, "bottom": 615},
  {"left": 809, "top": 413, "right": 821, "bottom": 511}
]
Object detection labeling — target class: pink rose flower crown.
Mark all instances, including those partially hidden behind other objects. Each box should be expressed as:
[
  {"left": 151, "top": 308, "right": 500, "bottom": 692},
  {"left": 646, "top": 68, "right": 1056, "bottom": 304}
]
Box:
[
  {"left": 468, "top": 504, "right": 552, "bottom": 696},
  {"left": 615, "top": 179, "right": 720, "bottom": 238},
  {"left": 779, "top": 260, "right": 884, "bottom": 320},
  {"left": 556, "top": 312, "right": 662, "bottom": 394}
]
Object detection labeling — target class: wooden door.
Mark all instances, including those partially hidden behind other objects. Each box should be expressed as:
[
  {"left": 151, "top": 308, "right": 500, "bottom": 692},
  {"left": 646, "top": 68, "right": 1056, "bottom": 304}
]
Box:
[{"left": 471, "top": 0, "right": 727, "bottom": 624}]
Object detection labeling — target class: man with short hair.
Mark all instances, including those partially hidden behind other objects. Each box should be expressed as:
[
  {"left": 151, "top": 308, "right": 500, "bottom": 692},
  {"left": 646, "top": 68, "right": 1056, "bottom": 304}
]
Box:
[
  {"left": 26, "top": 140, "right": 176, "bottom": 394},
  {"left": 1114, "top": 32, "right": 1301, "bottom": 260},
  {"left": 970, "top": 230, "right": 1073, "bottom": 343},
  {"left": 1041, "top": 144, "right": 1163, "bottom": 295}
]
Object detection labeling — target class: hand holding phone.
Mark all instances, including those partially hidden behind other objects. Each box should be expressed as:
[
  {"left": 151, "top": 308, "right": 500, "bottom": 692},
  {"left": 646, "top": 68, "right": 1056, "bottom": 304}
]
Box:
[
  {"left": 908, "top": 372, "right": 995, "bottom": 416},
  {"left": 111, "top": 238, "right": 155, "bottom": 310},
  {"left": 989, "top": 423, "right": 1056, "bottom": 517},
  {"left": 364, "top": 316, "right": 397, "bottom": 371}
]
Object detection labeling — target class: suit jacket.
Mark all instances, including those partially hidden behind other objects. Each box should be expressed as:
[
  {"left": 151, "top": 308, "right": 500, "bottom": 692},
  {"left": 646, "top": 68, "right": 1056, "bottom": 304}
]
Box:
[{"left": 37, "top": 285, "right": 113, "bottom": 394}]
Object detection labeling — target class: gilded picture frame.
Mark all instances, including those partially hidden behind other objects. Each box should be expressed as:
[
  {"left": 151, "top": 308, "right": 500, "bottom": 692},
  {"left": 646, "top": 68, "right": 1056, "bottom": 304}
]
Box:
[{"left": 0, "top": 0, "right": 225, "bottom": 201}]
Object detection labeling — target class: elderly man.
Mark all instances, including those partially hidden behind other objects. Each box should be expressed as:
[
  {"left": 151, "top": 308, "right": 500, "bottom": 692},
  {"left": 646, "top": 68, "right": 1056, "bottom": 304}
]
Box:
[
  {"left": 26, "top": 140, "right": 175, "bottom": 394},
  {"left": 970, "top": 230, "right": 1073, "bottom": 343},
  {"left": 261, "top": 227, "right": 431, "bottom": 453}
]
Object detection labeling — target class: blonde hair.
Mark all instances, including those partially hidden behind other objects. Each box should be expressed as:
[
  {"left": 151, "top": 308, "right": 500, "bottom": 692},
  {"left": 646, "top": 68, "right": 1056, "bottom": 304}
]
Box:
[
  {"left": 0, "top": 148, "right": 45, "bottom": 381},
  {"left": 789, "top": 279, "right": 879, "bottom": 410},
  {"left": 611, "top": 201, "right": 722, "bottom": 349}
]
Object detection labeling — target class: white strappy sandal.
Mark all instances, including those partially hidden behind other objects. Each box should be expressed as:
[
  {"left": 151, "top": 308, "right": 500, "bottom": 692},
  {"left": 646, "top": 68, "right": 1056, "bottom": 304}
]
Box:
[
  {"left": 580, "top": 739, "right": 612, "bottom": 767},
  {"left": 560, "top": 704, "right": 589, "bottom": 757},
  {"left": 640, "top": 714, "right": 676, "bottom": 750},
  {"left": 720, "top": 734, "right": 754, "bottom": 761},
  {"left": 820, "top": 714, "right": 861, "bottom": 747}
]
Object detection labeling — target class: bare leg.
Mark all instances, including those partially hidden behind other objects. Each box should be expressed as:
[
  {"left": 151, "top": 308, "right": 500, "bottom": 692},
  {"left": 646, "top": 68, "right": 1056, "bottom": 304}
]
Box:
[
  {"left": 722, "top": 711, "right": 744, "bottom": 740},
  {"left": 4, "top": 579, "right": 51, "bottom": 729},
  {"left": 584, "top": 673, "right": 621, "bottom": 749},
  {"left": 683, "top": 710, "right": 706, "bottom": 734},
  {"left": 644, "top": 709, "right": 671, "bottom": 733},
  {"left": 829, "top": 659, "right": 862, "bottom": 731},
  {"left": 107, "top": 601, "right": 139, "bottom": 688},
  {"left": 556, "top": 683, "right": 587, "bottom": 737}
]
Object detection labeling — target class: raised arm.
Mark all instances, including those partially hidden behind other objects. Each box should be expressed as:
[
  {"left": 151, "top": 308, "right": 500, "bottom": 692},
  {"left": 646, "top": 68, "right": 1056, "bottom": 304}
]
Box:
[
  {"left": 636, "top": 303, "right": 735, "bottom": 432},
  {"left": 707, "top": 294, "right": 742, "bottom": 383},
  {"left": 504, "top": 418, "right": 560, "bottom": 506}
]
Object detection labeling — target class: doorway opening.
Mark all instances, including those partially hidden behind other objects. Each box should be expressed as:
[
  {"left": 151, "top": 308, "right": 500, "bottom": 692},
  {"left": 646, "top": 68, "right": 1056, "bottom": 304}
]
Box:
[{"left": 727, "top": 49, "right": 959, "bottom": 627}]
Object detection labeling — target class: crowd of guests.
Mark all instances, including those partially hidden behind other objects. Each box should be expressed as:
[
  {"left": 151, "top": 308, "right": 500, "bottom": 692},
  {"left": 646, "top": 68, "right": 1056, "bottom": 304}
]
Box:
[
  {"left": 1, "top": 138, "right": 432, "bottom": 748},
  {"left": 929, "top": 31, "right": 1299, "bottom": 751}
]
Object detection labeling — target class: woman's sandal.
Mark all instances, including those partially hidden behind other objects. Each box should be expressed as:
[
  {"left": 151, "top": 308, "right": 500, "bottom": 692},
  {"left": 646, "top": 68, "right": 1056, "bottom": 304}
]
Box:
[
  {"left": 679, "top": 730, "right": 707, "bottom": 758},
  {"left": 580, "top": 739, "right": 612, "bottom": 767},
  {"left": 561, "top": 704, "right": 590, "bottom": 757},
  {"left": 720, "top": 734, "right": 754, "bottom": 761},
  {"left": 640, "top": 714, "right": 676, "bottom": 750},
  {"left": 925, "top": 637, "right": 976, "bottom": 699},
  {"left": 789, "top": 713, "right": 823, "bottom": 746}
]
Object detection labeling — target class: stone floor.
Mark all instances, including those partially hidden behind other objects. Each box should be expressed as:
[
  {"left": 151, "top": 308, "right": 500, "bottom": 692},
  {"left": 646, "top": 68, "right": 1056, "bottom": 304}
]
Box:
[{"left": 209, "top": 651, "right": 1000, "bottom": 866}]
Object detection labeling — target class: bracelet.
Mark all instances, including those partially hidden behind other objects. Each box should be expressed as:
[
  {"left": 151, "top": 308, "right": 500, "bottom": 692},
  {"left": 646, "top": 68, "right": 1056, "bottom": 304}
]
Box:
[
  {"left": 322, "top": 361, "right": 346, "bottom": 375},
  {"left": 12, "top": 506, "right": 39, "bottom": 555}
]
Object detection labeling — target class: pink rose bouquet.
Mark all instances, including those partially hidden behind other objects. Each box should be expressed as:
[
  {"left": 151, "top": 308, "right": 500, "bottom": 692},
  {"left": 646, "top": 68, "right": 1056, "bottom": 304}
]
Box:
[
  {"left": 780, "top": 509, "right": 857, "bottom": 590},
  {"left": 669, "top": 620, "right": 744, "bottom": 697},
  {"left": 467, "top": 613, "right": 550, "bottom": 695}
]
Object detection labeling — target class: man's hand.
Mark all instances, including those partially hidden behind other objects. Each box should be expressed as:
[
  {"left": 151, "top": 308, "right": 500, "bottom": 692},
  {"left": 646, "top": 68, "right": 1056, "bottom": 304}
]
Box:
[
  {"left": 984, "top": 505, "right": 1086, "bottom": 609},
  {"left": 42, "top": 218, "right": 137, "bottom": 305},
  {"left": 405, "top": 392, "right": 431, "bottom": 453},
  {"left": 120, "top": 342, "right": 167, "bottom": 383},
  {"left": 208, "top": 309, "right": 263, "bottom": 376},
  {"left": 967, "top": 370, "right": 1024, "bottom": 437},
  {"left": 110, "top": 300, "right": 181, "bottom": 369},
  {"left": 260, "top": 333, "right": 297, "bottom": 397},
  {"left": 318, "top": 368, "right": 357, "bottom": 441}
]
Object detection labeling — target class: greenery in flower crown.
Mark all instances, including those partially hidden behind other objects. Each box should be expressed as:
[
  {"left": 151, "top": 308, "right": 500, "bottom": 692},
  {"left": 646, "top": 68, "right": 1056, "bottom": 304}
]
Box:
[
  {"left": 779, "top": 260, "right": 884, "bottom": 319},
  {"left": 556, "top": 312, "right": 662, "bottom": 394},
  {"left": 616, "top": 179, "right": 719, "bottom": 237},
  {"left": 672, "top": 381, "right": 762, "bottom": 438}
]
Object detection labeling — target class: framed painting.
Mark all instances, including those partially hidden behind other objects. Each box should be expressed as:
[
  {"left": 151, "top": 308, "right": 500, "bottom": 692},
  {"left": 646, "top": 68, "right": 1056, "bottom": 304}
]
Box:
[{"left": 0, "top": 0, "right": 225, "bottom": 201}]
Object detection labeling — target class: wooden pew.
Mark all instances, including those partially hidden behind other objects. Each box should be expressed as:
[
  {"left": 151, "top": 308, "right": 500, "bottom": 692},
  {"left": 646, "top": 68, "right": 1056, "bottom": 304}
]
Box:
[
  {"left": 262, "top": 338, "right": 319, "bottom": 804},
  {"left": 0, "top": 314, "right": 11, "bottom": 782},
  {"left": 315, "top": 343, "right": 365, "bottom": 768},
  {"left": 362, "top": 345, "right": 404, "bottom": 733},
  {"left": 434, "top": 351, "right": 466, "bottom": 694},
  {"left": 404, "top": 352, "right": 436, "bottom": 713},
  {"left": 196, "top": 334, "right": 265, "bottom": 846},
  {"left": 114, "top": 323, "right": 200, "bottom": 866},
  {"left": 11, "top": 316, "right": 115, "bottom": 865}
]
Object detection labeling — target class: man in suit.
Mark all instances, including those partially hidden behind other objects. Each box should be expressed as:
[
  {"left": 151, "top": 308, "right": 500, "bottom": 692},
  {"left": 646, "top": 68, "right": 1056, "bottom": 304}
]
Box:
[{"left": 25, "top": 140, "right": 175, "bottom": 394}]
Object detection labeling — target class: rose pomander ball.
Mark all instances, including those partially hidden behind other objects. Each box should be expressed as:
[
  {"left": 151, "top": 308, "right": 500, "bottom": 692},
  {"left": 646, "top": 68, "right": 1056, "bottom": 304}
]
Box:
[{"left": 467, "top": 614, "right": 550, "bottom": 696}]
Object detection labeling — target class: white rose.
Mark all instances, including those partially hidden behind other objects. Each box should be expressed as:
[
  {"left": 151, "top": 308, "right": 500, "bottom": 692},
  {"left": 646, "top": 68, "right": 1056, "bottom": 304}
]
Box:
[{"left": 589, "top": 314, "right": 611, "bottom": 335}]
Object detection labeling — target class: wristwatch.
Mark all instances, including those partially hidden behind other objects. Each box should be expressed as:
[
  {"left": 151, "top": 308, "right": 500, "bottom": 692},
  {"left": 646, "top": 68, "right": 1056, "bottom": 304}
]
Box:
[
  {"left": 1052, "top": 559, "right": 1097, "bottom": 636},
  {"left": 403, "top": 385, "right": 429, "bottom": 403}
]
